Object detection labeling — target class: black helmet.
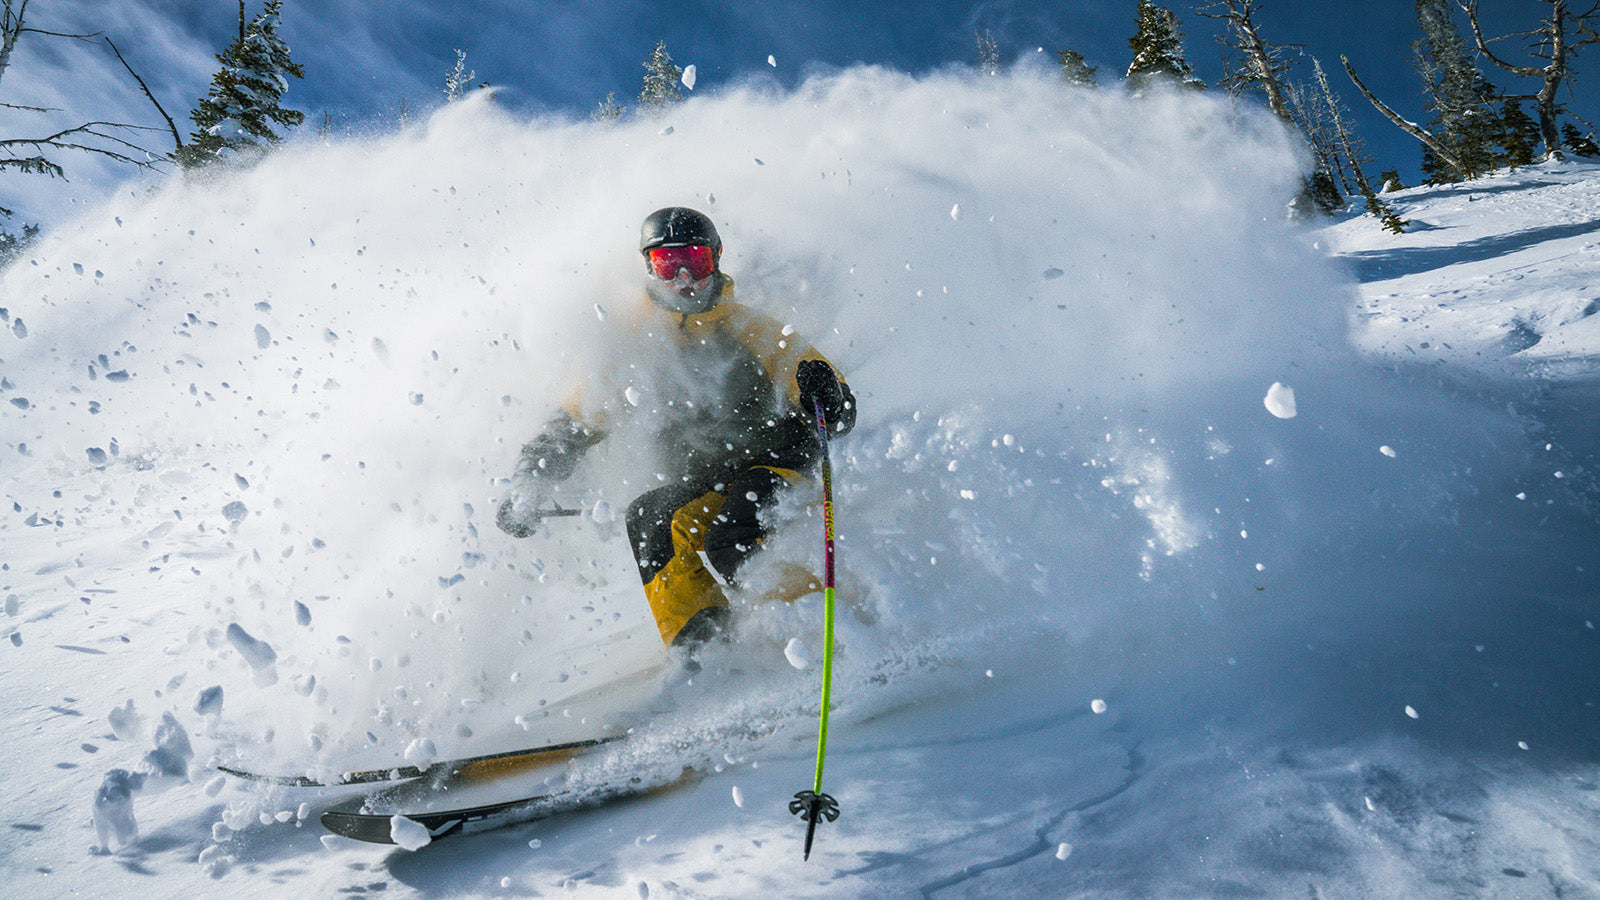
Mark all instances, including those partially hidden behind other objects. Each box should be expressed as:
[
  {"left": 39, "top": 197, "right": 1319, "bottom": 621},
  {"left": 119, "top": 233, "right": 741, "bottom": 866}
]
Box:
[
  {"left": 640, "top": 207, "right": 721, "bottom": 256},
  {"left": 640, "top": 207, "right": 726, "bottom": 315}
]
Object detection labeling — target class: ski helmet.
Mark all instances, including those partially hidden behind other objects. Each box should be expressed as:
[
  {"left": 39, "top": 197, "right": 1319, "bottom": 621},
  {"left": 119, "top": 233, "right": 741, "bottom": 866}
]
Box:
[
  {"left": 640, "top": 207, "right": 722, "bottom": 256},
  {"left": 640, "top": 207, "right": 726, "bottom": 315}
]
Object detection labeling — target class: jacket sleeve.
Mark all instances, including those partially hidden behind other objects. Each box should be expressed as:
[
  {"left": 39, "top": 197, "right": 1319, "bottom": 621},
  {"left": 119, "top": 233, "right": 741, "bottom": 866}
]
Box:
[{"left": 732, "top": 307, "right": 856, "bottom": 436}]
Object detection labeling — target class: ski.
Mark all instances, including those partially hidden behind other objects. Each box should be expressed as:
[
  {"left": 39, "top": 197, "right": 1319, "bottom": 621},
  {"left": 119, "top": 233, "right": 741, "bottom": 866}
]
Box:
[
  {"left": 215, "top": 735, "right": 622, "bottom": 787},
  {"left": 319, "top": 778, "right": 656, "bottom": 845}
]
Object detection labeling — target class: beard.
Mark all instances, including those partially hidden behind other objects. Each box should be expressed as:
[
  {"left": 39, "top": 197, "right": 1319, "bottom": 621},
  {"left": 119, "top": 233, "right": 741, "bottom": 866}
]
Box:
[{"left": 645, "top": 270, "right": 726, "bottom": 314}]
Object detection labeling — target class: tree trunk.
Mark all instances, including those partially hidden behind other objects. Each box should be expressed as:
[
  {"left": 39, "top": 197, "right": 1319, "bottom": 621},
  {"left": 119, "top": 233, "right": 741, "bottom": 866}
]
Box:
[
  {"left": 0, "top": 0, "right": 32, "bottom": 89},
  {"left": 1342, "top": 55, "right": 1473, "bottom": 180}
]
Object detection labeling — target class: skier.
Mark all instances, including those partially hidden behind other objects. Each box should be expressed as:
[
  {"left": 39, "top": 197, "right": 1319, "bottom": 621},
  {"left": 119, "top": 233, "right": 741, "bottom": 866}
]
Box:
[{"left": 496, "top": 207, "right": 856, "bottom": 649}]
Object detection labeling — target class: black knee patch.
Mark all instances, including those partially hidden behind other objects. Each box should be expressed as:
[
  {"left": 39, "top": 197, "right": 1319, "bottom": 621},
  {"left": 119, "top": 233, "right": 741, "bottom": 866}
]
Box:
[
  {"left": 671, "top": 605, "right": 730, "bottom": 648},
  {"left": 704, "top": 468, "right": 789, "bottom": 584},
  {"left": 626, "top": 484, "right": 702, "bottom": 584}
]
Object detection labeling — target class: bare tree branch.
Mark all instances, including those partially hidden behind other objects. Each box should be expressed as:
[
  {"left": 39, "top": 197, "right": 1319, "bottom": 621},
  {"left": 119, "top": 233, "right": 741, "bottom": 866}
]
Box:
[
  {"left": 1198, "top": 0, "right": 1298, "bottom": 123},
  {"left": 1, "top": 122, "right": 168, "bottom": 171},
  {"left": 1342, "top": 54, "right": 1472, "bottom": 179},
  {"left": 1459, "top": 0, "right": 1600, "bottom": 156},
  {"left": 2, "top": 100, "right": 60, "bottom": 113},
  {"left": 104, "top": 36, "right": 181, "bottom": 152}
]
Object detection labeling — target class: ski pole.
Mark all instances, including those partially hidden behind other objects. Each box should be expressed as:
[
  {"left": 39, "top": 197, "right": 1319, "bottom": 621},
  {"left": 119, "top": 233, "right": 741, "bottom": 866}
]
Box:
[{"left": 789, "top": 404, "right": 841, "bottom": 860}]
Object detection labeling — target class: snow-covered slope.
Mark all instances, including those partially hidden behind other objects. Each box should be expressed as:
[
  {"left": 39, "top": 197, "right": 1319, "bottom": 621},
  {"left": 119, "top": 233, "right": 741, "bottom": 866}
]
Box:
[
  {"left": 2, "top": 69, "right": 1598, "bottom": 899},
  {"left": 1328, "top": 160, "right": 1600, "bottom": 378}
]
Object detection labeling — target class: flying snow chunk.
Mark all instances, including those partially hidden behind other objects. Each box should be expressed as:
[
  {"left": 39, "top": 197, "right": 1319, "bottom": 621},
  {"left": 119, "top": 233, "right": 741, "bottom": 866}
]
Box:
[
  {"left": 731, "top": 785, "right": 745, "bottom": 808},
  {"left": 225, "top": 623, "right": 278, "bottom": 670},
  {"left": 404, "top": 738, "right": 437, "bottom": 765},
  {"left": 1404, "top": 705, "right": 1419, "bottom": 719},
  {"left": 1380, "top": 445, "right": 1398, "bottom": 458},
  {"left": 1090, "top": 699, "right": 1108, "bottom": 714},
  {"left": 767, "top": 55, "right": 777, "bottom": 67},
  {"left": 1263, "top": 382, "right": 1296, "bottom": 419},
  {"left": 1055, "top": 842, "right": 1074, "bottom": 860},
  {"left": 145, "top": 712, "right": 194, "bottom": 779},
  {"left": 681, "top": 65, "right": 697, "bottom": 90},
  {"left": 950, "top": 203, "right": 961, "bottom": 221},
  {"left": 784, "top": 638, "right": 811, "bottom": 670},
  {"left": 390, "top": 815, "right": 432, "bottom": 850}
]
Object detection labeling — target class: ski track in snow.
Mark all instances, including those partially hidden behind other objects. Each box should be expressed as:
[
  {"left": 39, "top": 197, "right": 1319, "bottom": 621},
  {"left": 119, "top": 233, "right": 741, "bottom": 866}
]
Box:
[{"left": 3, "top": 67, "right": 1600, "bottom": 898}]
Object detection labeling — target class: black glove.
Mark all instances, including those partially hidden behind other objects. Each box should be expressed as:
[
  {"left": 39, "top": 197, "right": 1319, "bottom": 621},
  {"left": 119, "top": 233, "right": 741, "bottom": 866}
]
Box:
[
  {"left": 796, "top": 360, "right": 856, "bottom": 435},
  {"left": 512, "top": 414, "right": 602, "bottom": 483},
  {"left": 499, "top": 414, "right": 602, "bottom": 537},
  {"left": 496, "top": 494, "right": 538, "bottom": 538}
]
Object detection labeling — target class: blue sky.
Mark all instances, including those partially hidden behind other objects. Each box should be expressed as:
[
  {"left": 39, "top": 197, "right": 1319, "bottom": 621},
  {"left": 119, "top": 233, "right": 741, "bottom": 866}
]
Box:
[{"left": 4, "top": 1, "right": 1596, "bottom": 226}]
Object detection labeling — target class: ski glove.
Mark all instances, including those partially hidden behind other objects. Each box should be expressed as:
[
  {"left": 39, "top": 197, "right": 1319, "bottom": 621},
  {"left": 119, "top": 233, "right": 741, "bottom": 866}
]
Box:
[
  {"left": 796, "top": 359, "right": 856, "bottom": 435},
  {"left": 512, "top": 414, "right": 602, "bottom": 484},
  {"left": 497, "top": 414, "right": 603, "bottom": 538},
  {"left": 496, "top": 493, "right": 541, "bottom": 539}
]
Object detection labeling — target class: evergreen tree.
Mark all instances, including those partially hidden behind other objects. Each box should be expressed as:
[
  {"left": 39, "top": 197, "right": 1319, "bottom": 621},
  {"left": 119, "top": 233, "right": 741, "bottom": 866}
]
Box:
[
  {"left": 1562, "top": 123, "right": 1600, "bottom": 156},
  {"left": 638, "top": 40, "right": 683, "bottom": 112},
  {"left": 975, "top": 30, "right": 1000, "bottom": 76},
  {"left": 0, "top": 216, "right": 39, "bottom": 267},
  {"left": 175, "top": 0, "right": 304, "bottom": 169},
  {"left": 444, "top": 49, "right": 475, "bottom": 102},
  {"left": 1058, "top": 48, "right": 1098, "bottom": 86},
  {"left": 593, "top": 91, "right": 626, "bottom": 121},
  {"left": 1364, "top": 187, "right": 1412, "bottom": 235},
  {"left": 1499, "top": 97, "right": 1541, "bottom": 166},
  {"left": 1126, "top": 0, "right": 1202, "bottom": 93},
  {"left": 1412, "top": 0, "right": 1503, "bottom": 181}
]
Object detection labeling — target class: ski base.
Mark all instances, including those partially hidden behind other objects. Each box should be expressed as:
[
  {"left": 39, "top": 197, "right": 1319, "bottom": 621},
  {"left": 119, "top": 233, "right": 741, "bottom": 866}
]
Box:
[
  {"left": 215, "top": 735, "right": 621, "bottom": 787},
  {"left": 320, "top": 770, "right": 691, "bottom": 845}
]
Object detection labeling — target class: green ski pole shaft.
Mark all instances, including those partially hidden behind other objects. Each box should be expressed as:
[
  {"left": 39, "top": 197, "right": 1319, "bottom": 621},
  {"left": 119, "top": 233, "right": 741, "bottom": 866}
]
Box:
[
  {"left": 790, "top": 404, "right": 841, "bottom": 860},
  {"left": 813, "top": 406, "right": 836, "bottom": 796}
]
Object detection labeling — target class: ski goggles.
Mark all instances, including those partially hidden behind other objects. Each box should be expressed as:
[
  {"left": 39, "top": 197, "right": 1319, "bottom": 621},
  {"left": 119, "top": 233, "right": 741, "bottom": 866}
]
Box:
[{"left": 647, "top": 244, "right": 717, "bottom": 281}]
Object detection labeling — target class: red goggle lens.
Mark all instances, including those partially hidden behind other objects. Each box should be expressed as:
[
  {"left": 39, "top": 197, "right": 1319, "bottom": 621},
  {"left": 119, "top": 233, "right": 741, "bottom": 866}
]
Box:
[{"left": 648, "top": 245, "right": 716, "bottom": 281}]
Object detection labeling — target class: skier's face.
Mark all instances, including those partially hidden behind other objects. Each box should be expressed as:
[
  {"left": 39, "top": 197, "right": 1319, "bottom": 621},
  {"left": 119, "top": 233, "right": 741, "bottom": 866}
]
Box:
[{"left": 644, "top": 244, "right": 720, "bottom": 312}]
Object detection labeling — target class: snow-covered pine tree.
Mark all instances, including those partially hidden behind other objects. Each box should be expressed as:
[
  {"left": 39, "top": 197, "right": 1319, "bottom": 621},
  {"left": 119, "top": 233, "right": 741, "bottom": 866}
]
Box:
[
  {"left": 0, "top": 217, "right": 39, "bottom": 266},
  {"left": 175, "top": 0, "right": 304, "bottom": 170},
  {"left": 975, "top": 30, "right": 1000, "bottom": 76},
  {"left": 593, "top": 91, "right": 626, "bottom": 121},
  {"left": 1059, "top": 48, "right": 1098, "bottom": 86},
  {"left": 1126, "top": 0, "right": 1202, "bottom": 93},
  {"left": 444, "top": 49, "right": 475, "bottom": 102},
  {"left": 1413, "top": 0, "right": 1503, "bottom": 182},
  {"left": 638, "top": 41, "right": 682, "bottom": 113}
]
